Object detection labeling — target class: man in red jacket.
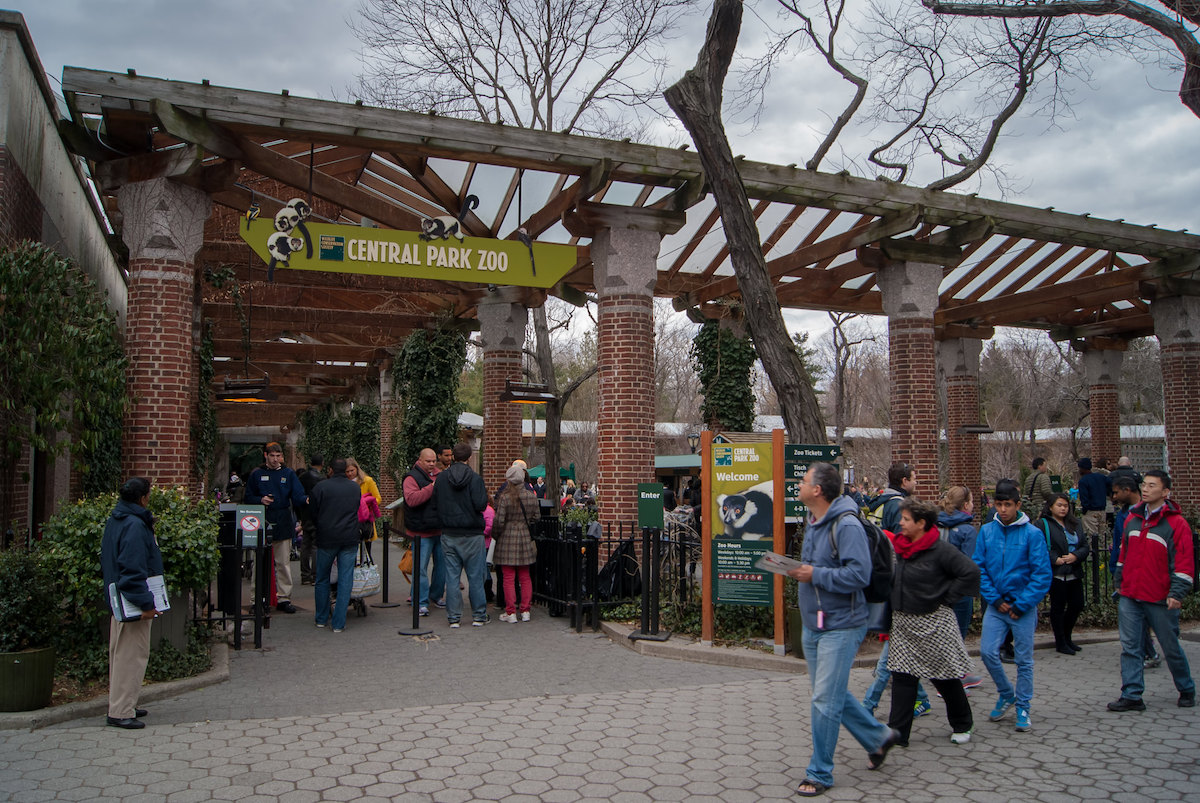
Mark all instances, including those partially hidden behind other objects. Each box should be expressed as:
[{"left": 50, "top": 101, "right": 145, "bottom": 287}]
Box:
[{"left": 1108, "top": 469, "right": 1195, "bottom": 711}]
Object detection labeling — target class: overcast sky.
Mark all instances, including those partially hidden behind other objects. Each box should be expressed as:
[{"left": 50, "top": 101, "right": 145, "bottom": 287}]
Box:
[{"left": 13, "top": 1, "right": 1198, "bottom": 339}]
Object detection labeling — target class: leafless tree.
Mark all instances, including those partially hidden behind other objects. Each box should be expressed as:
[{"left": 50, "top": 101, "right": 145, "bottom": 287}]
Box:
[
  {"left": 922, "top": 0, "right": 1200, "bottom": 119},
  {"left": 653, "top": 299, "right": 705, "bottom": 423},
  {"left": 352, "top": 0, "right": 695, "bottom": 498},
  {"left": 665, "top": 0, "right": 827, "bottom": 443},
  {"left": 821, "top": 312, "right": 878, "bottom": 450}
]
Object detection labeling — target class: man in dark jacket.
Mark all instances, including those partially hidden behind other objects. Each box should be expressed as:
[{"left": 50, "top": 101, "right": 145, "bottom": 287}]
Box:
[
  {"left": 297, "top": 454, "right": 326, "bottom": 585},
  {"left": 101, "top": 477, "right": 164, "bottom": 729},
  {"left": 309, "top": 458, "right": 363, "bottom": 632},
  {"left": 244, "top": 442, "right": 308, "bottom": 613},
  {"left": 1076, "top": 457, "right": 1111, "bottom": 545},
  {"left": 404, "top": 448, "right": 443, "bottom": 615},
  {"left": 433, "top": 442, "right": 489, "bottom": 627}
]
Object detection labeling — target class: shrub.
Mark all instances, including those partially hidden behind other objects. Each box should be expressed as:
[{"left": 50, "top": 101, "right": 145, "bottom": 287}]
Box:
[
  {"left": 40, "top": 487, "right": 220, "bottom": 661},
  {"left": 0, "top": 548, "right": 58, "bottom": 652}
]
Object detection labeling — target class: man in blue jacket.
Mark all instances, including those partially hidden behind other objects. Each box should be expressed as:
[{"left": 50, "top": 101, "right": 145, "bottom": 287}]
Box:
[
  {"left": 433, "top": 442, "right": 489, "bottom": 627},
  {"left": 788, "top": 462, "right": 898, "bottom": 797},
  {"left": 973, "top": 478, "right": 1052, "bottom": 733},
  {"left": 245, "top": 442, "right": 309, "bottom": 613},
  {"left": 1077, "top": 457, "right": 1111, "bottom": 544},
  {"left": 101, "top": 477, "right": 164, "bottom": 729}
]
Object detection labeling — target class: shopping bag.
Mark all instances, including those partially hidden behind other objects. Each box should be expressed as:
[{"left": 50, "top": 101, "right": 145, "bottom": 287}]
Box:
[{"left": 351, "top": 544, "right": 382, "bottom": 598}]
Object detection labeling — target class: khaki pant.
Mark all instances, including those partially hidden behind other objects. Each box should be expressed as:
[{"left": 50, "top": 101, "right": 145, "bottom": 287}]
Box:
[
  {"left": 108, "top": 616, "right": 152, "bottom": 718},
  {"left": 1082, "top": 509, "right": 1107, "bottom": 539},
  {"left": 273, "top": 538, "right": 293, "bottom": 602}
]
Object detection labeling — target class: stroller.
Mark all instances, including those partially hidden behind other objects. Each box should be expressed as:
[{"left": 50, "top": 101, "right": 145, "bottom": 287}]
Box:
[{"left": 331, "top": 542, "right": 382, "bottom": 617}]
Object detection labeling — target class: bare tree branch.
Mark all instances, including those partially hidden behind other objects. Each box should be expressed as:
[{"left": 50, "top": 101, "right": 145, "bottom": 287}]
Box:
[{"left": 923, "top": 0, "right": 1200, "bottom": 117}]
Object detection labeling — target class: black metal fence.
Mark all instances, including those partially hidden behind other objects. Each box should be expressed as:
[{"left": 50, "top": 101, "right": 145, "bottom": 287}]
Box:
[{"left": 530, "top": 515, "right": 701, "bottom": 632}]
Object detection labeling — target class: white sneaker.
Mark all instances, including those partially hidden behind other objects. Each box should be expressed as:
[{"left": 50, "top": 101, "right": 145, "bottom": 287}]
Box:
[
  {"left": 499, "top": 613, "right": 518, "bottom": 623},
  {"left": 950, "top": 729, "right": 972, "bottom": 744},
  {"left": 449, "top": 622, "right": 460, "bottom": 629},
  {"left": 520, "top": 611, "right": 531, "bottom": 622}
]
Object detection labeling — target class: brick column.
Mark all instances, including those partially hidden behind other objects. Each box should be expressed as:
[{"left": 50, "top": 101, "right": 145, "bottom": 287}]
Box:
[
  {"left": 1083, "top": 348, "right": 1124, "bottom": 468},
  {"left": 939, "top": 337, "right": 984, "bottom": 500},
  {"left": 478, "top": 288, "right": 528, "bottom": 496},
  {"left": 378, "top": 367, "right": 400, "bottom": 504},
  {"left": 878, "top": 261, "right": 942, "bottom": 493},
  {"left": 117, "top": 178, "right": 210, "bottom": 488},
  {"left": 567, "top": 206, "right": 686, "bottom": 528},
  {"left": 1153, "top": 296, "right": 1200, "bottom": 514}
]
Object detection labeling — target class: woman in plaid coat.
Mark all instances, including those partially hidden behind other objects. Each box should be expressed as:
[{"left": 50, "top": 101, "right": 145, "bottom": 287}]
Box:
[{"left": 493, "top": 464, "right": 539, "bottom": 622}]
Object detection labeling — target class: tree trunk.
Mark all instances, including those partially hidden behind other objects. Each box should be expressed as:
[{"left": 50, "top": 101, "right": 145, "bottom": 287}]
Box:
[
  {"left": 664, "top": 0, "right": 825, "bottom": 443},
  {"left": 532, "top": 305, "right": 562, "bottom": 501}
]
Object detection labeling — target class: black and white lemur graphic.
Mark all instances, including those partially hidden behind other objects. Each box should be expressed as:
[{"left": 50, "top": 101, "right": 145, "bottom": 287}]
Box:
[
  {"left": 717, "top": 479, "right": 774, "bottom": 541},
  {"left": 265, "top": 198, "right": 313, "bottom": 281},
  {"left": 419, "top": 195, "right": 479, "bottom": 241}
]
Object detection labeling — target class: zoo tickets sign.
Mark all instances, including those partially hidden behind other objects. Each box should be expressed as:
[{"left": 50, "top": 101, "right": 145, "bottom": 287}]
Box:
[
  {"left": 711, "top": 442, "right": 774, "bottom": 606},
  {"left": 238, "top": 197, "right": 577, "bottom": 289}
]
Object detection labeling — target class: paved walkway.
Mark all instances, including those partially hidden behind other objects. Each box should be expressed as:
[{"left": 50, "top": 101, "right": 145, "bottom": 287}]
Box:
[{"left": 3, "top": 559, "right": 1199, "bottom": 801}]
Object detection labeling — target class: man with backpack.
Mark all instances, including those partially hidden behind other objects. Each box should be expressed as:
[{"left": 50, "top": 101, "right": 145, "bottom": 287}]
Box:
[
  {"left": 789, "top": 462, "right": 899, "bottom": 797},
  {"left": 869, "top": 462, "right": 915, "bottom": 533}
]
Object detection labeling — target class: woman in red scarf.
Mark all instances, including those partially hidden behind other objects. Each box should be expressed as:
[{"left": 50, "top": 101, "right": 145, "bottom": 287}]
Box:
[{"left": 884, "top": 497, "right": 981, "bottom": 750}]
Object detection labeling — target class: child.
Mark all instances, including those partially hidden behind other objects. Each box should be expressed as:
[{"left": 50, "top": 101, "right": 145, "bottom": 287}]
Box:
[{"left": 973, "top": 478, "right": 1051, "bottom": 732}]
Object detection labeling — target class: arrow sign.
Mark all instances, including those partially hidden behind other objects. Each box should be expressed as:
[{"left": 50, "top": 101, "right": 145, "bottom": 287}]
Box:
[{"left": 239, "top": 219, "right": 578, "bottom": 289}]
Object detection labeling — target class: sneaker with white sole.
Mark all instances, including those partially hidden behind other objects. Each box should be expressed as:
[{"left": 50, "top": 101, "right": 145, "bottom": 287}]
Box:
[
  {"left": 950, "top": 729, "right": 973, "bottom": 744},
  {"left": 913, "top": 700, "right": 932, "bottom": 718},
  {"left": 1015, "top": 708, "right": 1031, "bottom": 732},
  {"left": 989, "top": 694, "right": 1016, "bottom": 721},
  {"left": 499, "top": 613, "right": 518, "bottom": 623},
  {"left": 521, "top": 610, "right": 531, "bottom": 622},
  {"left": 449, "top": 621, "right": 460, "bottom": 629},
  {"left": 473, "top": 615, "right": 491, "bottom": 627}
]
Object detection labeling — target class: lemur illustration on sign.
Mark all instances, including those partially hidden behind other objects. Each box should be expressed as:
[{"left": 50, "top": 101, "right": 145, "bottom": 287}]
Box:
[
  {"left": 717, "top": 479, "right": 774, "bottom": 541},
  {"left": 419, "top": 195, "right": 479, "bottom": 242},
  {"left": 258, "top": 198, "right": 313, "bottom": 281}
]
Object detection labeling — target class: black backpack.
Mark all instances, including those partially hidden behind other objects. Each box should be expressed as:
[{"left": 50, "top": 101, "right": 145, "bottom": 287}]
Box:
[{"left": 830, "top": 510, "right": 895, "bottom": 603}]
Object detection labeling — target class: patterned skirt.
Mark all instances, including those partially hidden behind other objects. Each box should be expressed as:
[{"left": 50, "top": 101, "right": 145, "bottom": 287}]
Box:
[{"left": 886, "top": 605, "right": 973, "bottom": 680}]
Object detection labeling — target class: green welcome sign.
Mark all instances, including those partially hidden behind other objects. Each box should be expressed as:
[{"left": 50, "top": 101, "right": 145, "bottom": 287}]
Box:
[{"left": 239, "top": 215, "right": 578, "bottom": 289}]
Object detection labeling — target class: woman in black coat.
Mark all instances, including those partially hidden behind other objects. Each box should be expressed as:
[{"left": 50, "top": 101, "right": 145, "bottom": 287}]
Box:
[{"left": 1038, "top": 493, "right": 1090, "bottom": 655}]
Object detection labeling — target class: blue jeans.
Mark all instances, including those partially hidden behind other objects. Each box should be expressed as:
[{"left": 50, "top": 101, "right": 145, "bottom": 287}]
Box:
[
  {"left": 442, "top": 534, "right": 487, "bottom": 622},
  {"left": 315, "top": 545, "right": 357, "bottom": 630},
  {"left": 415, "top": 535, "right": 445, "bottom": 607},
  {"left": 1118, "top": 596, "right": 1195, "bottom": 700},
  {"left": 862, "top": 640, "right": 929, "bottom": 713},
  {"left": 801, "top": 624, "right": 890, "bottom": 789},
  {"left": 952, "top": 597, "right": 973, "bottom": 639},
  {"left": 980, "top": 604, "right": 1037, "bottom": 708}
]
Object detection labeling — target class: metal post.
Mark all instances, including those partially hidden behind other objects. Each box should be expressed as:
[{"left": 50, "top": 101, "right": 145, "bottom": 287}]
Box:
[
  {"left": 629, "top": 524, "right": 670, "bottom": 642},
  {"left": 398, "top": 528, "right": 430, "bottom": 636},
  {"left": 650, "top": 526, "right": 662, "bottom": 634},
  {"left": 373, "top": 520, "right": 403, "bottom": 608}
]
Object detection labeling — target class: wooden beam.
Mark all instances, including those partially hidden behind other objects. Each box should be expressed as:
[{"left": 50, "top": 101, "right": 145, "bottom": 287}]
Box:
[
  {"left": 92, "top": 145, "right": 206, "bottom": 192},
  {"left": 936, "top": 324, "right": 996, "bottom": 341},
  {"left": 1050, "top": 314, "right": 1156, "bottom": 341},
  {"left": 210, "top": 339, "right": 388, "bottom": 362},
  {"left": 689, "top": 206, "right": 922, "bottom": 306}
]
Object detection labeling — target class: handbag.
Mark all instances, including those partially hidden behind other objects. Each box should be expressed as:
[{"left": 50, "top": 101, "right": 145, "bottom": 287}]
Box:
[
  {"left": 351, "top": 544, "right": 382, "bottom": 598},
  {"left": 397, "top": 547, "right": 413, "bottom": 581},
  {"left": 866, "top": 600, "right": 892, "bottom": 634}
]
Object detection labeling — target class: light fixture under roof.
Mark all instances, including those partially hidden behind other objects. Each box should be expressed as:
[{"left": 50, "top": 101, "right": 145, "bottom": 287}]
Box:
[
  {"left": 217, "top": 376, "right": 278, "bottom": 403},
  {"left": 499, "top": 379, "right": 556, "bottom": 404}
]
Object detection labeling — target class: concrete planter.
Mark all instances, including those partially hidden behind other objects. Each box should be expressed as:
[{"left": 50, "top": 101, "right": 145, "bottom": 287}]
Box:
[{"left": 0, "top": 646, "right": 56, "bottom": 712}]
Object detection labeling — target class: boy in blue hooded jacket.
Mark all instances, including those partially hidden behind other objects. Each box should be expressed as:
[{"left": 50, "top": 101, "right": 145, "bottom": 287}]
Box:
[{"left": 973, "top": 478, "right": 1052, "bottom": 733}]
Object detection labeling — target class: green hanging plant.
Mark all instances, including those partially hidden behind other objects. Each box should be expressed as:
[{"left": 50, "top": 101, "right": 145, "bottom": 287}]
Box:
[
  {"left": 389, "top": 328, "right": 466, "bottom": 475},
  {"left": 0, "top": 241, "right": 128, "bottom": 528},
  {"left": 351, "top": 403, "right": 381, "bottom": 479},
  {"left": 691, "top": 319, "right": 757, "bottom": 432},
  {"left": 192, "top": 321, "right": 219, "bottom": 489}
]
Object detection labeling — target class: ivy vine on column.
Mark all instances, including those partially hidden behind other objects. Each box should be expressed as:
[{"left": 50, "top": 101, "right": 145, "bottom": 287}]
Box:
[
  {"left": 387, "top": 328, "right": 466, "bottom": 477},
  {"left": 690, "top": 319, "right": 757, "bottom": 433}
]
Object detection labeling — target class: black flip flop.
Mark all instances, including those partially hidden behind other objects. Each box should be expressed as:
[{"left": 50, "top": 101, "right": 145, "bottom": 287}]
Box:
[
  {"left": 796, "top": 779, "right": 829, "bottom": 797},
  {"left": 868, "top": 728, "right": 902, "bottom": 770}
]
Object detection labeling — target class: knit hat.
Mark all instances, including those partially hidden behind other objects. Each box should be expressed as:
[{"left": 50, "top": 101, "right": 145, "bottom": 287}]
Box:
[
  {"left": 505, "top": 465, "right": 526, "bottom": 484},
  {"left": 1077, "top": 457, "right": 1092, "bottom": 471}
]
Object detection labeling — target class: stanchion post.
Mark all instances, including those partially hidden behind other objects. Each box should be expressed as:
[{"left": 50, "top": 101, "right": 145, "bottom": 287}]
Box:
[
  {"left": 397, "top": 528, "right": 431, "bottom": 636},
  {"left": 373, "top": 520, "right": 403, "bottom": 608}
]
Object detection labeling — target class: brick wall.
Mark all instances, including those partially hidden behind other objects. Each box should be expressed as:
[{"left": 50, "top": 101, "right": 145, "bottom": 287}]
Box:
[
  {"left": 482, "top": 349, "right": 523, "bottom": 495},
  {"left": 889, "top": 317, "right": 939, "bottom": 493},
  {"left": 124, "top": 259, "right": 195, "bottom": 488},
  {"left": 1087, "top": 383, "right": 1120, "bottom": 468},
  {"left": 596, "top": 294, "right": 655, "bottom": 525},
  {"left": 1161, "top": 342, "right": 1200, "bottom": 513},
  {"left": 0, "top": 145, "right": 42, "bottom": 246},
  {"left": 378, "top": 397, "right": 401, "bottom": 503},
  {"left": 945, "top": 374, "right": 982, "bottom": 501}
]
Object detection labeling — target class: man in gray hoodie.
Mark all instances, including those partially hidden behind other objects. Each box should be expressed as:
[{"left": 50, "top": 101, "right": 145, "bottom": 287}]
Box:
[
  {"left": 433, "top": 442, "right": 489, "bottom": 627},
  {"left": 789, "top": 462, "right": 899, "bottom": 797}
]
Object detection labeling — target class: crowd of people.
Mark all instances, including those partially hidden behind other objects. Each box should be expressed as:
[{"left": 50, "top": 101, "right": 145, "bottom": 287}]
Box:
[{"left": 787, "top": 458, "right": 1195, "bottom": 797}]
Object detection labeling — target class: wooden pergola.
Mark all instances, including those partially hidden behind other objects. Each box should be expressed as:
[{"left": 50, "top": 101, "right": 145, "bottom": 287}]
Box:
[{"left": 60, "top": 68, "right": 1200, "bottom": 431}]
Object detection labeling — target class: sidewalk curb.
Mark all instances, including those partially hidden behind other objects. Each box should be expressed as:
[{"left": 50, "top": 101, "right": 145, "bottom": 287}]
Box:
[{"left": 0, "top": 642, "right": 230, "bottom": 732}]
